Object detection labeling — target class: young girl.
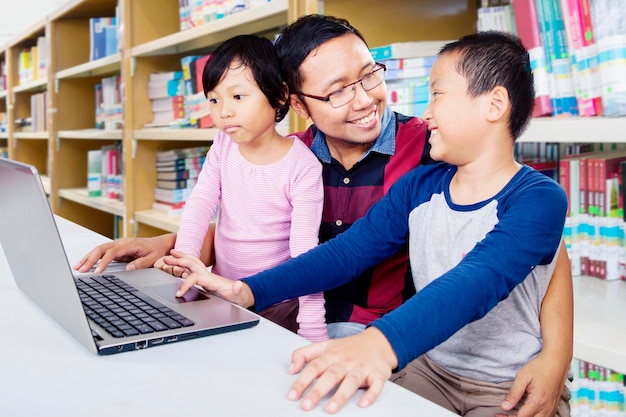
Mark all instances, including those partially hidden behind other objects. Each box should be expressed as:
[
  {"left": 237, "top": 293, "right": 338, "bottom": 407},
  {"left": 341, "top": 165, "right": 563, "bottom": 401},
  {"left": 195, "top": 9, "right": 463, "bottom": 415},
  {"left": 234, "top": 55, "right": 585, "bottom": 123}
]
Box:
[{"left": 156, "top": 35, "right": 327, "bottom": 342}]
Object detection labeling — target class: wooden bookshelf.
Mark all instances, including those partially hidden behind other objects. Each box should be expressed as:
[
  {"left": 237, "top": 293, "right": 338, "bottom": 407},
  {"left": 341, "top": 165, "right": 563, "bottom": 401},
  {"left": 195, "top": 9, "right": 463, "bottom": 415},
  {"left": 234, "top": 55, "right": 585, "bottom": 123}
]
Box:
[{"left": 5, "top": 17, "right": 50, "bottom": 180}]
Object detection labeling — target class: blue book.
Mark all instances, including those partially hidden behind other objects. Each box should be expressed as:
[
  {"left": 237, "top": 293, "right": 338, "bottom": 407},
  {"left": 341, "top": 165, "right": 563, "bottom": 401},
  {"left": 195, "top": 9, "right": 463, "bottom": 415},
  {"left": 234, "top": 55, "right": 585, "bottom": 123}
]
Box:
[
  {"left": 89, "top": 17, "right": 107, "bottom": 61},
  {"left": 104, "top": 17, "right": 118, "bottom": 57}
]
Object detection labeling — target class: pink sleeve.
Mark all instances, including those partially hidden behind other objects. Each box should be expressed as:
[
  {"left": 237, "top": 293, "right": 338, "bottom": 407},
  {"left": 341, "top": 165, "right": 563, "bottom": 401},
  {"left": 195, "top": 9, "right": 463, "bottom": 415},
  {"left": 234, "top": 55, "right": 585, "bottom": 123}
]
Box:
[
  {"left": 174, "top": 132, "right": 224, "bottom": 257},
  {"left": 289, "top": 142, "right": 328, "bottom": 341}
]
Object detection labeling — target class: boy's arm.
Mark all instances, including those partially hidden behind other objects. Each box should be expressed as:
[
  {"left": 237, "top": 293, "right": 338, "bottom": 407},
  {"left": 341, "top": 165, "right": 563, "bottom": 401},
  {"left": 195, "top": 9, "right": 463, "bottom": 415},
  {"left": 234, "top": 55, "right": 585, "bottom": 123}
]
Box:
[{"left": 500, "top": 241, "right": 573, "bottom": 417}]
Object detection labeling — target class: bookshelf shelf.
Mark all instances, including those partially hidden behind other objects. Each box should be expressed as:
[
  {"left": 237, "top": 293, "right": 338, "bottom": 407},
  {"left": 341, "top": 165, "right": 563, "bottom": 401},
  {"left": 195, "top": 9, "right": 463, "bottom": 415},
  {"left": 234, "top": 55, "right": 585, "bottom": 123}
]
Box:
[
  {"left": 573, "top": 276, "right": 626, "bottom": 375},
  {"left": 520, "top": 117, "right": 626, "bottom": 143},
  {"left": 0, "top": 132, "right": 7, "bottom": 140},
  {"left": 12, "top": 78, "right": 48, "bottom": 93},
  {"left": 58, "top": 128, "right": 122, "bottom": 140},
  {"left": 0, "top": 90, "right": 7, "bottom": 99},
  {"left": 14, "top": 132, "right": 49, "bottom": 140},
  {"left": 56, "top": 53, "right": 122, "bottom": 80},
  {"left": 130, "top": 0, "right": 289, "bottom": 57},
  {"left": 133, "top": 128, "right": 217, "bottom": 141},
  {"left": 134, "top": 209, "right": 180, "bottom": 233},
  {"left": 58, "top": 187, "right": 124, "bottom": 217}
]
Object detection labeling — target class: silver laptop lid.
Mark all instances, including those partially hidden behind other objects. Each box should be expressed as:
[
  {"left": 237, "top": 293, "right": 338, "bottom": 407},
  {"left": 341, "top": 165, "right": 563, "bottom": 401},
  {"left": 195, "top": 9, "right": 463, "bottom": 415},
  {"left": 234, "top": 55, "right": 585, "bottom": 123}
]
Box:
[{"left": 0, "top": 158, "right": 97, "bottom": 353}]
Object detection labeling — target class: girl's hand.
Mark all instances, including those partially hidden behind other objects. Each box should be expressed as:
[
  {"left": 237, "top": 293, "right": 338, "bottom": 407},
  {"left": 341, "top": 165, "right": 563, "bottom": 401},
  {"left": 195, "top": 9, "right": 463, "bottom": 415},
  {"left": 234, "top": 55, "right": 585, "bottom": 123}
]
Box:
[{"left": 162, "top": 250, "right": 255, "bottom": 308}]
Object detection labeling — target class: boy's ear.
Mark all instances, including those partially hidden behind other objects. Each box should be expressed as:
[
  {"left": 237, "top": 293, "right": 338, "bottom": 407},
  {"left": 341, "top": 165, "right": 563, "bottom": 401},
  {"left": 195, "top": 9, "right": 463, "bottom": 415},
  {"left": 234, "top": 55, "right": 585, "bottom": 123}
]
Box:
[
  {"left": 486, "top": 86, "right": 509, "bottom": 122},
  {"left": 289, "top": 94, "right": 310, "bottom": 120}
]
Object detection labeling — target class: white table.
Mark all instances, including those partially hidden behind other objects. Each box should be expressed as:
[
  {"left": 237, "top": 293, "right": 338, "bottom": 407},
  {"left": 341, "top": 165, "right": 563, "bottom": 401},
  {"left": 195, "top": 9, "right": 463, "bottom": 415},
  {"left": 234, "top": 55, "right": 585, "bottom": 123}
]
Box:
[{"left": 0, "top": 216, "right": 456, "bottom": 417}]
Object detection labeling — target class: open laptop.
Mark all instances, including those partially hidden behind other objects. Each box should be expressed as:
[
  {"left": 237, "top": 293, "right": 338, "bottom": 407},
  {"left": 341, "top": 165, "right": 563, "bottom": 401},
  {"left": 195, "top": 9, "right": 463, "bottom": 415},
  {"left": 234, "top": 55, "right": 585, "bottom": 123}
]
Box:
[{"left": 0, "top": 157, "right": 259, "bottom": 355}]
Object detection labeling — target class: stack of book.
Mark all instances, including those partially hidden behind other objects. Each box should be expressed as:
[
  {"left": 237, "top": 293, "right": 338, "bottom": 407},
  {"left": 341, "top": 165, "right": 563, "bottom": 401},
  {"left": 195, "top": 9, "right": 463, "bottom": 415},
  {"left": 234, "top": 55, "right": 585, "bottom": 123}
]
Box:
[
  {"left": 569, "top": 358, "right": 625, "bottom": 416},
  {"left": 30, "top": 91, "right": 47, "bottom": 132},
  {"left": 95, "top": 74, "right": 123, "bottom": 130},
  {"left": 146, "top": 71, "right": 186, "bottom": 127},
  {"left": 152, "top": 145, "right": 209, "bottom": 216},
  {"left": 87, "top": 142, "right": 123, "bottom": 200},
  {"left": 370, "top": 40, "right": 449, "bottom": 118},
  {"left": 178, "top": 0, "right": 269, "bottom": 31},
  {"left": 478, "top": 0, "right": 626, "bottom": 117},
  {"left": 16, "top": 36, "right": 47, "bottom": 85},
  {"left": 89, "top": 16, "right": 119, "bottom": 61},
  {"left": 558, "top": 146, "right": 626, "bottom": 280},
  {"left": 180, "top": 54, "right": 213, "bottom": 129}
]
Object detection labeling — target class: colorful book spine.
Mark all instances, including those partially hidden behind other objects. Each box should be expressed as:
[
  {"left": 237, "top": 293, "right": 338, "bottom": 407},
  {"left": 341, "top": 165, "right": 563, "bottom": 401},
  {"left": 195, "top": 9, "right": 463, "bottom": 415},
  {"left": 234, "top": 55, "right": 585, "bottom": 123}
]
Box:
[
  {"left": 560, "top": 0, "right": 604, "bottom": 116},
  {"left": 546, "top": 0, "right": 579, "bottom": 116},
  {"left": 511, "top": 0, "right": 553, "bottom": 117},
  {"left": 588, "top": 0, "right": 626, "bottom": 116}
]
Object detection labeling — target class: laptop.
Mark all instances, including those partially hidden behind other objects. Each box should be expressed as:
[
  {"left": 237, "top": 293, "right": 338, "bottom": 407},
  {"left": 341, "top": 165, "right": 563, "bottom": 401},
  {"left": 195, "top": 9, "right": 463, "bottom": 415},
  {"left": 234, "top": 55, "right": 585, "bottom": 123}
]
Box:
[{"left": 0, "top": 157, "right": 259, "bottom": 355}]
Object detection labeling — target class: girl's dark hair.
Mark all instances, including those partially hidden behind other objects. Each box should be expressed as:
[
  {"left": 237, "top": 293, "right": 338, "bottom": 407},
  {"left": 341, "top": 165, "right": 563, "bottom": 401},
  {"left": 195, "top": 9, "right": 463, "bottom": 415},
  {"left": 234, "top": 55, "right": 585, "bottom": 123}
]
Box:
[
  {"left": 202, "top": 34, "right": 289, "bottom": 122},
  {"left": 439, "top": 31, "right": 535, "bottom": 140},
  {"left": 274, "top": 14, "right": 367, "bottom": 95}
]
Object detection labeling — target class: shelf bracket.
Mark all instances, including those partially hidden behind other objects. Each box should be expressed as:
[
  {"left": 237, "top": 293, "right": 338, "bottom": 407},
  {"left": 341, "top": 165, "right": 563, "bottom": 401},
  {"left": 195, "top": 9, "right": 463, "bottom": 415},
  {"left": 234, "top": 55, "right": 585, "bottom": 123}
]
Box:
[
  {"left": 130, "top": 57, "right": 136, "bottom": 78},
  {"left": 132, "top": 138, "right": 137, "bottom": 159}
]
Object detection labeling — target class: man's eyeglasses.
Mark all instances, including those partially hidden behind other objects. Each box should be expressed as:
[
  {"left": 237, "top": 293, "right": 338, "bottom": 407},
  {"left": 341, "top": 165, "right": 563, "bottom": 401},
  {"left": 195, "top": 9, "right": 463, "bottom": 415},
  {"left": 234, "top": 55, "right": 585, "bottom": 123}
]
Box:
[{"left": 296, "top": 63, "right": 387, "bottom": 108}]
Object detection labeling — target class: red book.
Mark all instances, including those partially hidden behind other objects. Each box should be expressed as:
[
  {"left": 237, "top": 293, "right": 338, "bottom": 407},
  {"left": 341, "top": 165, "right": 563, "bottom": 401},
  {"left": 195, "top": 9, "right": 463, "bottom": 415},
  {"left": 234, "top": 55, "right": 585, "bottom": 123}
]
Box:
[
  {"left": 194, "top": 54, "right": 211, "bottom": 96},
  {"left": 511, "top": 0, "right": 553, "bottom": 117}
]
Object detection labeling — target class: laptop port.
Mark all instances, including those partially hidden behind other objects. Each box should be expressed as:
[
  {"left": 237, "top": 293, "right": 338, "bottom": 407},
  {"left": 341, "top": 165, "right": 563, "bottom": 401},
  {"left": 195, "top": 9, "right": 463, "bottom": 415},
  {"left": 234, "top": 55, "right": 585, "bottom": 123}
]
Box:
[
  {"left": 150, "top": 337, "right": 164, "bottom": 345},
  {"left": 135, "top": 340, "right": 148, "bottom": 349},
  {"left": 166, "top": 336, "right": 178, "bottom": 343}
]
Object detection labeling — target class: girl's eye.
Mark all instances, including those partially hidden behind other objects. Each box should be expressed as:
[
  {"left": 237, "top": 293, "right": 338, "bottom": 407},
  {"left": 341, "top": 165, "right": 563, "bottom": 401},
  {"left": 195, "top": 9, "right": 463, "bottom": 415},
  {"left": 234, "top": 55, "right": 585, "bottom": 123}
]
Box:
[
  {"left": 208, "top": 98, "right": 218, "bottom": 104},
  {"left": 234, "top": 94, "right": 243, "bottom": 100}
]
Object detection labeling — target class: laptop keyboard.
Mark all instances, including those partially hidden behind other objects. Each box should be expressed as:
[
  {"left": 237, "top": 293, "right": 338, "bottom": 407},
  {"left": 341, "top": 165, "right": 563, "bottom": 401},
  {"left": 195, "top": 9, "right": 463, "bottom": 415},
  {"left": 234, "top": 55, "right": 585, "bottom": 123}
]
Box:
[{"left": 76, "top": 275, "right": 195, "bottom": 338}]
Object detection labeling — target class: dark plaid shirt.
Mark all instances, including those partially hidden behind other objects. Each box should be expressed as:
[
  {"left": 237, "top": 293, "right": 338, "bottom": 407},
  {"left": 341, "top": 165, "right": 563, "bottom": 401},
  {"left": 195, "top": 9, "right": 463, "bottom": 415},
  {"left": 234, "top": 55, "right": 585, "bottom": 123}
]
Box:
[{"left": 294, "top": 107, "right": 432, "bottom": 325}]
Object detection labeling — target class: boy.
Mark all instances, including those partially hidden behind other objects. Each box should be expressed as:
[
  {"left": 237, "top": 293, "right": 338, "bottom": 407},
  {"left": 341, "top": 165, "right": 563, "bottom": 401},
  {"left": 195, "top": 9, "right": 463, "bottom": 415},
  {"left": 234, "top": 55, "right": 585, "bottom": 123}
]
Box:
[
  {"left": 165, "top": 31, "right": 571, "bottom": 416},
  {"left": 76, "top": 17, "right": 572, "bottom": 416}
]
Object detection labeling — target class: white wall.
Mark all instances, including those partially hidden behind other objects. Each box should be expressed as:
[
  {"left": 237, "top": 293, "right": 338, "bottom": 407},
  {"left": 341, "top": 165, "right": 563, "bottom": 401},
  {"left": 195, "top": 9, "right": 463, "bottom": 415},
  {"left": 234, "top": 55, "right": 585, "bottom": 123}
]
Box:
[{"left": 0, "top": 0, "right": 67, "bottom": 47}]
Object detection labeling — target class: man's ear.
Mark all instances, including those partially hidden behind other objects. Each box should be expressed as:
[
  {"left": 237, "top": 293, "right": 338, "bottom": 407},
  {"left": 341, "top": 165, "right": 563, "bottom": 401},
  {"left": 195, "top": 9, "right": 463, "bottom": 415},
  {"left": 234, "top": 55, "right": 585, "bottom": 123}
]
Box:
[
  {"left": 289, "top": 94, "right": 310, "bottom": 120},
  {"left": 486, "top": 86, "right": 509, "bottom": 122}
]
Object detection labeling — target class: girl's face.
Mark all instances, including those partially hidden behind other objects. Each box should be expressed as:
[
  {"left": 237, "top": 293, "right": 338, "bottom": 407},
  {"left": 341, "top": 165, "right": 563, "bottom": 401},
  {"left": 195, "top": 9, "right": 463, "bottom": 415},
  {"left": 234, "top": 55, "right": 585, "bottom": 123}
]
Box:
[{"left": 206, "top": 61, "right": 278, "bottom": 145}]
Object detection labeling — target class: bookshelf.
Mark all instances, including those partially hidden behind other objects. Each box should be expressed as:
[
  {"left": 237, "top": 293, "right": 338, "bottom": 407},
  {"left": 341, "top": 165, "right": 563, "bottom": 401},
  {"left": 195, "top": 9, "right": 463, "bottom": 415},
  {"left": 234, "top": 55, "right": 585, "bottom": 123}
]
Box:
[
  {"left": 5, "top": 17, "right": 50, "bottom": 193},
  {"left": 0, "top": 0, "right": 625, "bottom": 382}
]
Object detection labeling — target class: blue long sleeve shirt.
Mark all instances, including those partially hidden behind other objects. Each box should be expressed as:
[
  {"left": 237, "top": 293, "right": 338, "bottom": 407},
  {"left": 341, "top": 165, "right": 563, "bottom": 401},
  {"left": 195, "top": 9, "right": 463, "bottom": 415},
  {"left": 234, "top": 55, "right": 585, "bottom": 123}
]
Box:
[{"left": 242, "top": 162, "right": 567, "bottom": 370}]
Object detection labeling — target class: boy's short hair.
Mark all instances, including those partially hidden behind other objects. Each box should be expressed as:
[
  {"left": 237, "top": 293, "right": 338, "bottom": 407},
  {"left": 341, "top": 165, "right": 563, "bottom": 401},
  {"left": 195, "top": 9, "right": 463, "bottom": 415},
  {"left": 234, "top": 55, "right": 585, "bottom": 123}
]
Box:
[
  {"left": 439, "top": 31, "right": 535, "bottom": 140},
  {"left": 202, "top": 34, "right": 289, "bottom": 122},
  {"left": 274, "top": 14, "right": 367, "bottom": 95}
]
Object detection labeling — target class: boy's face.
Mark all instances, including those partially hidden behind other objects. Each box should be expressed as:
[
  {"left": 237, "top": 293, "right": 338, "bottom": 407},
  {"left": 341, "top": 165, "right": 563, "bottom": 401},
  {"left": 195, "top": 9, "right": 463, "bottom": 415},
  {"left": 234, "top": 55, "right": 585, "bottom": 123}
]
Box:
[
  {"left": 423, "top": 53, "right": 489, "bottom": 165},
  {"left": 290, "top": 34, "right": 387, "bottom": 148}
]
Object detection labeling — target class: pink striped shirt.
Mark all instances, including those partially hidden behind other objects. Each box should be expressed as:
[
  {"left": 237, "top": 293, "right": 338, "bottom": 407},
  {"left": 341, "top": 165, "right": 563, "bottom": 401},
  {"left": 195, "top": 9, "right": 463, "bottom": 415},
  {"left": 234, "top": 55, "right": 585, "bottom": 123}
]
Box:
[{"left": 175, "top": 130, "right": 327, "bottom": 341}]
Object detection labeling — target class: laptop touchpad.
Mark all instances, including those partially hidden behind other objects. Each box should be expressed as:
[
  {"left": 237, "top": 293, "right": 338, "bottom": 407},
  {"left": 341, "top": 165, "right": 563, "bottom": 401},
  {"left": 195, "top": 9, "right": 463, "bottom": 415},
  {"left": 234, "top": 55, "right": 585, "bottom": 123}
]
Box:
[{"left": 146, "top": 283, "right": 210, "bottom": 304}]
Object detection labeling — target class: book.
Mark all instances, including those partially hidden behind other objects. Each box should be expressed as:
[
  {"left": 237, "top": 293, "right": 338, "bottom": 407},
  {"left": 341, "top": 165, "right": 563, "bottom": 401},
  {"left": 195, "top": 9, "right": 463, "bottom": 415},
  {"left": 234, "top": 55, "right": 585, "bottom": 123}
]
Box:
[
  {"left": 90, "top": 17, "right": 107, "bottom": 61},
  {"left": 193, "top": 54, "right": 211, "bottom": 95},
  {"left": 544, "top": 0, "right": 579, "bottom": 116},
  {"left": 156, "top": 155, "right": 205, "bottom": 172},
  {"left": 154, "top": 187, "right": 193, "bottom": 204},
  {"left": 511, "top": 0, "right": 554, "bottom": 117},
  {"left": 156, "top": 145, "right": 209, "bottom": 163},
  {"left": 156, "top": 178, "right": 197, "bottom": 190},
  {"left": 87, "top": 149, "right": 103, "bottom": 197},
  {"left": 369, "top": 40, "right": 451, "bottom": 60},
  {"left": 560, "top": 0, "right": 604, "bottom": 116},
  {"left": 152, "top": 200, "right": 185, "bottom": 217},
  {"left": 588, "top": 0, "right": 626, "bottom": 116},
  {"left": 156, "top": 169, "right": 193, "bottom": 181}
]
